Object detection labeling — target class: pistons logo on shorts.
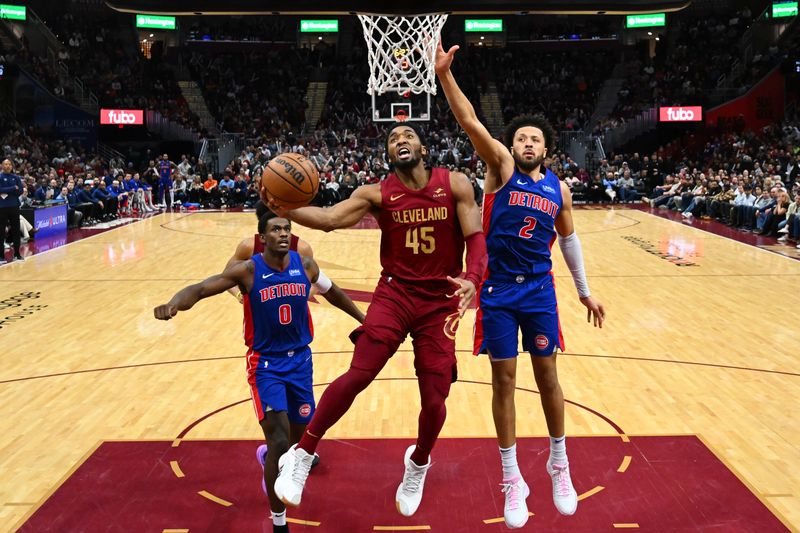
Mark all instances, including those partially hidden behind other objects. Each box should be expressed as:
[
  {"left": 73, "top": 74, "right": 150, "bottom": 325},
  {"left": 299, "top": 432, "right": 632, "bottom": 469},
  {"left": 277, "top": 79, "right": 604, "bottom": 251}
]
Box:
[
  {"left": 535, "top": 335, "right": 549, "bottom": 350},
  {"left": 298, "top": 403, "right": 311, "bottom": 417}
]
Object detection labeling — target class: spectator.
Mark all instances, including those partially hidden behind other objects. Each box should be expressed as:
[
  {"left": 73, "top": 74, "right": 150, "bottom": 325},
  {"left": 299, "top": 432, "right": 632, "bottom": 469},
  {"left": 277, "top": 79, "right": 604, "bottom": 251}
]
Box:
[
  {"left": 77, "top": 181, "right": 101, "bottom": 223},
  {"left": 0, "top": 158, "right": 24, "bottom": 262},
  {"left": 173, "top": 174, "right": 188, "bottom": 206},
  {"left": 232, "top": 174, "right": 248, "bottom": 206},
  {"left": 617, "top": 171, "right": 638, "bottom": 203},
  {"left": 202, "top": 173, "right": 219, "bottom": 208},
  {"left": 109, "top": 180, "right": 129, "bottom": 215},
  {"left": 219, "top": 173, "right": 236, "bottom": 207}
]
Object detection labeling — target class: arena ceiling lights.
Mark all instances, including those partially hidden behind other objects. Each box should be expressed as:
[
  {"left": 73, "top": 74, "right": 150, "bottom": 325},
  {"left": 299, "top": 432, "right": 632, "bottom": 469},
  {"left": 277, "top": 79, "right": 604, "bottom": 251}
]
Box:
[
  {"left": 106, "top": 0, "right": 692, "bottom": 16},
  {"left": 465, "top": 19, "right": 503, "bottom": 32},
  {"left": 625, "top": 12, "right": 665, "bottom": 27},
  {"left": 299, "top": 20, "right": 338, "bottom": 32},
  {"left": 771, "top": 2, "right": 798, "bottom": 18},
  {"left": 0, "top": 4, "right": 26, "bottom": 20},
  {"left": 135, "top": 14, "right": 177, "bottom": 29}
]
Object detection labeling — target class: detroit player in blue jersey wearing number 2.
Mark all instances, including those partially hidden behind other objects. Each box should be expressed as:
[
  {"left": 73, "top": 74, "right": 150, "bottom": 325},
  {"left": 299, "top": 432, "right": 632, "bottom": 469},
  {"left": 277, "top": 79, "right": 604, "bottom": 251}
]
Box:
[
  {"left": 437, "top": 40, "right": 605, "bottom": 529},
  {"left": 154, "top": 214, "right": 364, "bottom": 533}
]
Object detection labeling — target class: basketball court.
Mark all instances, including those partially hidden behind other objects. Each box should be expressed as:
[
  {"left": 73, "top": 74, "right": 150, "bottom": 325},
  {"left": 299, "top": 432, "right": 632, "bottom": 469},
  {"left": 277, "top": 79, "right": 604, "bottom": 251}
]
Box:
[
  {"left": 2, "top": 207, "right": 798, "bottom": 531},
  {"left": 2, "top": 0, "right": 798, "bottom": 531}
]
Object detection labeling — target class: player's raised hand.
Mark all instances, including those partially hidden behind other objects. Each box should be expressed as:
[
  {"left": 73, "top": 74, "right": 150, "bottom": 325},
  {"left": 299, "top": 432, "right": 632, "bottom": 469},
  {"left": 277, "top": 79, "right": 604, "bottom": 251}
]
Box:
[
  {"left": 434, "top": 37, "right": 459, "bottom": 75},
  {"left": 446, "top": 276, "right": 476, "bottom": 317},
  {"left": 266, "top": 198, "right": 291, "bottom": 218},
  {"left": 153, "top": 303, "right": 178, "bottom": 320},
  {"left": 579, "top": 296, "right": 605, "bottom": 328}
]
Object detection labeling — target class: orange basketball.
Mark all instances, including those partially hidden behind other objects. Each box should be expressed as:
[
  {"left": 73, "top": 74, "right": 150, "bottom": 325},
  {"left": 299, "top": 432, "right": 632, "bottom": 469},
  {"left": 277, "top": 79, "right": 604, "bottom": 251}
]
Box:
[{"left": 260, "top": 152, "right": 320, "bottom": 209}]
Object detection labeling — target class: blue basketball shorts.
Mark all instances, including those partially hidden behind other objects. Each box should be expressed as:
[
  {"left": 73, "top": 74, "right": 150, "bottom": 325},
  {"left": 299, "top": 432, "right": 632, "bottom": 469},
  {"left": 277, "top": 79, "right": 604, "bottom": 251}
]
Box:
[
  {"left": 247, "top": 346, "right": 315, "bottom": 424},
  {"left": 473, "top": 272, "right": 564, "bottom": 359}
]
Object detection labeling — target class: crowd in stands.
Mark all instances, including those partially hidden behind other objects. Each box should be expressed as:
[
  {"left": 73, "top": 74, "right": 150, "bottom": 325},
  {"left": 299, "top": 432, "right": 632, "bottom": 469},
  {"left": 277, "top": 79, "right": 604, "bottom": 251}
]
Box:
[
  {"left": 581, "top": 118, "right": 800, "bottom": 248},
  {"left": 0, "top": 39, "right": 65, "bottom": 101},
  {"left": 0, "top": 113, "right": 263, "bottom": 233},
  {"left": 46, "top": 9, "right": 202, "bottom": 132},
  {"left": 3, "top": 2, "right": 202, "bottom": 133},
  {"left": 184, "top": 16, "right": 294, "bottom": 43},
  {"left": 496, "top": 46, "right": 612, "bottom": 132},
  {"left": 4, "top": 108, "right": 798, "bottom": 254},
  {"left": 187, "top": 46, "right": 322, "bottom": 135},
  {"left": 4, "top": 3, "right": 799, "bottom": 257},
  {"left": 588, "top": 5, "right": 784, "bottom": 143},
  {"left": 613, "top": 7, "right": 755, "bottom": 122}
]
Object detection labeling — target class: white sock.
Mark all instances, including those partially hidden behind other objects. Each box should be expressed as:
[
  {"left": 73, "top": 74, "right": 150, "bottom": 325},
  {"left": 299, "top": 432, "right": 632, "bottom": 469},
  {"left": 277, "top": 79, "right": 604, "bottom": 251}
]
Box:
[
  {"left": 499, "top": 443, "right": 521, "bottom": 480},
  {"left": 272, "top": 510, "right": 286, "bottom": 526},
  {"left": 549, "top": 435, "right": 567, "bottom": 464}
]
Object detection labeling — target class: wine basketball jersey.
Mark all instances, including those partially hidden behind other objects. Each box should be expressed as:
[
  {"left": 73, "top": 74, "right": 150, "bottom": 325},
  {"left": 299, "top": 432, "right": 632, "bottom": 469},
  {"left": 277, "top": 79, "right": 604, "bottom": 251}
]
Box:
[{"left": 377, "top": 167, "right": 464, "bottom": 287}]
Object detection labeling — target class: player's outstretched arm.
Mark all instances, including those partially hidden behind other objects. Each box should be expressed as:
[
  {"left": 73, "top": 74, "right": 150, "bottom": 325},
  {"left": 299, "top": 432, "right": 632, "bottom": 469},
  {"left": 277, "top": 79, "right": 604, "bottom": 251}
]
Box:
[
  {"left": 554, "top": 181, "right": 605, "bottom": 328},
  {"left": 435, "top": 40, "right": 512, "bottom": 176},
  {"left": 154, "top": 261, "right": 252, "bottom": 320},
  {"left": 302, "top": 256, "right": 365, "bottom": 324},
  {"left": 269, "top": 184, "right": 379, "bottom": 232}
]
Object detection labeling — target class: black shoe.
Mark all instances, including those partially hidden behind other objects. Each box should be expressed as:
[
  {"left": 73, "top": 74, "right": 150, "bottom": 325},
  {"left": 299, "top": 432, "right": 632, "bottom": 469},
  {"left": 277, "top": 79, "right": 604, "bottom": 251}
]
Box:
[
  {"left": 273, "top": 523, "right": 289, "bottom": 533},
  {"left": 13, "top": 255, "right": 24, "bottom": 262}
]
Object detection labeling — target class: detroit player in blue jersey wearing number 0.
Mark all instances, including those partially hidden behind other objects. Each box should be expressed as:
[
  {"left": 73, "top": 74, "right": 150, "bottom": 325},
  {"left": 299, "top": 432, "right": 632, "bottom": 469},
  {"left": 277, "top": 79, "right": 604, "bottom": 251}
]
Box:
[
  {"left": 436, "top": 41, "right": 606, "bottom": 528},
  {"left": 153, "top": 214, "right": 364, "bottom": 533}
]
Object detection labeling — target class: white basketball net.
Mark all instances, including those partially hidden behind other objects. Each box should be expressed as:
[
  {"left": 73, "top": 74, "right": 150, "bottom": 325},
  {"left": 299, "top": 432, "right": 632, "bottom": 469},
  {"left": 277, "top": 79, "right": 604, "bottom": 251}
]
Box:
[{"left": 358, "top": 14, "right": 449, "bottom": 96}]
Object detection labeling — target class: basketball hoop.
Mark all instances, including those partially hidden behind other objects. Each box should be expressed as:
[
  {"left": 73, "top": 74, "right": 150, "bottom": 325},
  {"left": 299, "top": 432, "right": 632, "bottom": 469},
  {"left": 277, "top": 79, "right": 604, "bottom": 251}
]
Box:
[{"left": 358, "top": 13, "right": 448, "bottom": 97}]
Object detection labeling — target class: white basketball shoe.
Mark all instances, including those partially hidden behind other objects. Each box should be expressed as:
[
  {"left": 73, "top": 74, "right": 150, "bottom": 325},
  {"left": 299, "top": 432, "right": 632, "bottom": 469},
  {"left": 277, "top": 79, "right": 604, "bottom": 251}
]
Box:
[
  {"left": 395, "top": 445, "right": 432, "bottom": 516},
  {"left": 501, "top": 476, "right": 530, "bottom": 528},
  {"left": 274, "top": 444, "right": 314, "bottom": 507},
  {"left": 547, "top": 460, "right": 578, "bottom": 515}
]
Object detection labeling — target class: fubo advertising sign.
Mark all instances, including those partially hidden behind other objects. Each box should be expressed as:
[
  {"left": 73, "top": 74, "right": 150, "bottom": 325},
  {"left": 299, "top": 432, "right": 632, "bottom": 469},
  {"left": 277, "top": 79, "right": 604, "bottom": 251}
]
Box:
[
  {"left": 659, "top": 106, "right": 703, "bottom": 122},
  {"left": 100, "top": 109, "right": 144, "bottom": 126}
]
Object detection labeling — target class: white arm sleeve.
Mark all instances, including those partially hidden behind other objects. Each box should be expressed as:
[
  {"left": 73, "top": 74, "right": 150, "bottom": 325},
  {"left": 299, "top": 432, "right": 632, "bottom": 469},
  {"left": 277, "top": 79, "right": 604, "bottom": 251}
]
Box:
[
  {"left": 557, "top": 232, "right": 590, "bottom": 298},
  {"left": 312, "top": 270, "right": 333, "bottom": 294}
]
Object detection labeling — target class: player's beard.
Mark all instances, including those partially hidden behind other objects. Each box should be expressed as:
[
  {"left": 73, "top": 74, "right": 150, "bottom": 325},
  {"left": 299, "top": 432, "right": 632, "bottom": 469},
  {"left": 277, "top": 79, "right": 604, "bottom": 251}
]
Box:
[
  {"left": 392, "top": 148, "right": 423, "bottom": 170},
  {"left": 513, "top": 150, "right": 544, "bottom": 173}
]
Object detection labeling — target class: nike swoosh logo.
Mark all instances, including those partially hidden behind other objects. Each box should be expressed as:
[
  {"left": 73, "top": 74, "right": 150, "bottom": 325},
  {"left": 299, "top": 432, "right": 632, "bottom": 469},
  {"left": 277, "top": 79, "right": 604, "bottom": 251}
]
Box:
[
  {"left": 390, "top": 194, "right": 406, "bottom": 201},
  {"left": 262, "top": 273, "right": 274, "bottom": 279},
  {"left": 516, "top": 179, "right": 527, "bottom": 185}
]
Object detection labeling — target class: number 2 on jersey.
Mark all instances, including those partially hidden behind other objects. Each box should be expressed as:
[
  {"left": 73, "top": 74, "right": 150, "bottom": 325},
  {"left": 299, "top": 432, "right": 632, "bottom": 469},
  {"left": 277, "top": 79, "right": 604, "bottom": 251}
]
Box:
[
  {"left": 519, "top": 216, "right": 538, "bottom": 239},
  {"left": 405, "top": 226, "right": 435, "bottom": 254},
  {"left": 278, "top": 304, "right": 292, "bottom": 325}
]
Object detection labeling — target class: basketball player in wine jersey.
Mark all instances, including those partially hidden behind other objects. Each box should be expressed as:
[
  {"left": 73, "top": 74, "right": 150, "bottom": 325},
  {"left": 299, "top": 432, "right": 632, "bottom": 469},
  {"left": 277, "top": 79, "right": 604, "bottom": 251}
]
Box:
[
  {"left": 436, "top": 41, "right": 605, "bottom": 528},
  {"left": 269, "top": 122, "right": 487, "bottom": 517},
  {"left": 154, "top": 215, "right": 364, "bottom": 533}
]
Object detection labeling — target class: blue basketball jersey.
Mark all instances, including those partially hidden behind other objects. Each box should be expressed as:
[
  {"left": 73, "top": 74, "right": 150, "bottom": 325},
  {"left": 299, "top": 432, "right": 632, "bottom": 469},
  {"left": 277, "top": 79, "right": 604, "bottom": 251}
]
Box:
[
  {"left": 243, "top": 251, "right": 313, "bottom": 358},
  {"left": 482, "top": 167, "right": 563, "bottom": 282},
  {"left": 158, "top": 160, "right": 172, "bottom": 180}
]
